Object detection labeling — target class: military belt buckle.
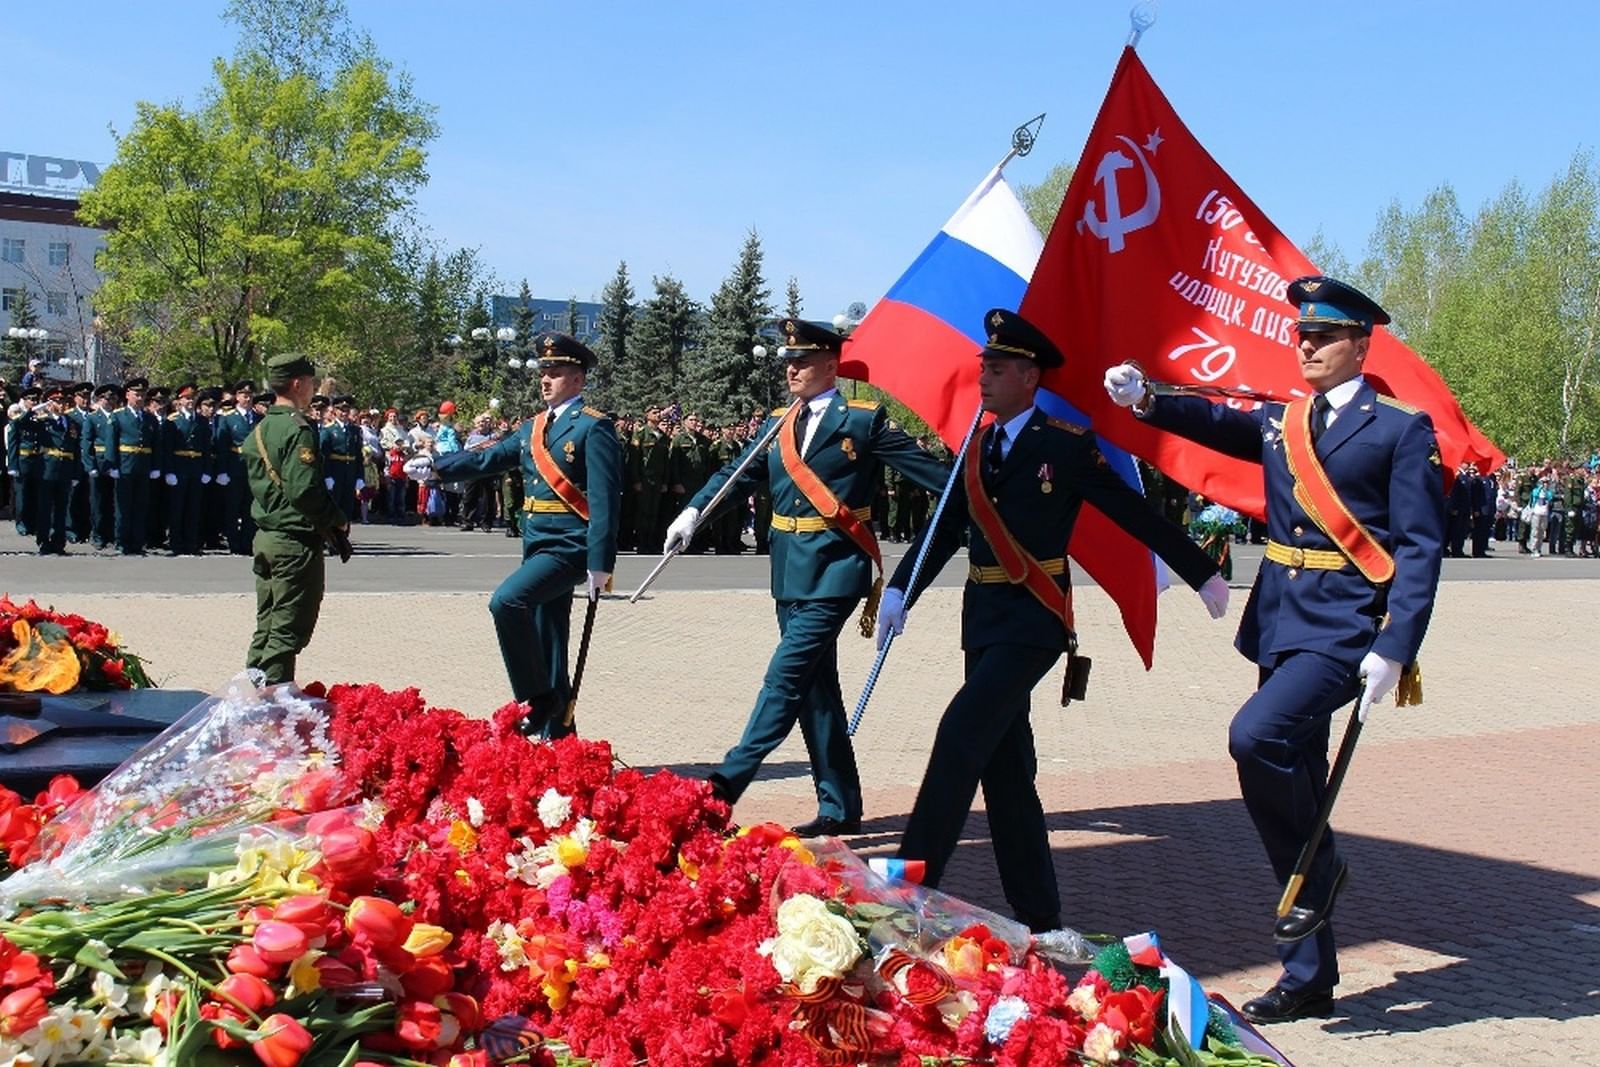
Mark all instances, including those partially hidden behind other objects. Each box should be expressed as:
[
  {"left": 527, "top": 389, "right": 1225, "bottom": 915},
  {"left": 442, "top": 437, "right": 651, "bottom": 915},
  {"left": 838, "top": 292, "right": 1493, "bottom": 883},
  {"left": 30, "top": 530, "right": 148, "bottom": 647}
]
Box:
[{"left": 1288, "top": 547, "right": 1306, "bottom": 568}]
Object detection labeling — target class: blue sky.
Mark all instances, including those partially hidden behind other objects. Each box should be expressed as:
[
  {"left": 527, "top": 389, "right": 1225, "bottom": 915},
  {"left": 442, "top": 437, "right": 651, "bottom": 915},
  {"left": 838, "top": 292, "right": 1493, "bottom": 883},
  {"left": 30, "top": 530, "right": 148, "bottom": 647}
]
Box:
[{"left": 8, "top": 1, "right": 1597, "bottom": 318}]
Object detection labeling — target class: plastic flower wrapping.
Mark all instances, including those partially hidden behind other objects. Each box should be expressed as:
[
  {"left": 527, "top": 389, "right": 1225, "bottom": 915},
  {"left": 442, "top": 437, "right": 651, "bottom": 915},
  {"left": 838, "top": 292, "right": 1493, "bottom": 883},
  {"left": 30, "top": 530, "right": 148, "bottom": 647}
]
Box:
[{"left": 0, "top": 670, "right": 1288, "bottom": 1066}]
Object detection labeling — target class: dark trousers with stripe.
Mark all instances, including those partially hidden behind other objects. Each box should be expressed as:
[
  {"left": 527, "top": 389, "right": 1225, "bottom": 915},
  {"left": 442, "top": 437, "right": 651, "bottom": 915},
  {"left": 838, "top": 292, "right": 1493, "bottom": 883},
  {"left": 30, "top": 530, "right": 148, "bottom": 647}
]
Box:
[
  {"left": 1228, "top": 650, "right": 1359, "bottom": 993},
  {"left": 167, "top": 477, "right": 204, "bottom": 554},
  {"left": 89, "top": 473, "right": 115, "bottom": 546},
  {"left": 114, "top": 475, "right": 148, "bottom": 553},
  {"left": 714, "top": 597, "right": 862, "bottom": 823},
  {"left": 487, "top": 544, "right": 583, "bottom": 731},
  {"left": 33, "top": 477, "right": 70, "bottom": 552},
  {"left": 898, "top": 643, "right": 1062, "bottom": 931}
]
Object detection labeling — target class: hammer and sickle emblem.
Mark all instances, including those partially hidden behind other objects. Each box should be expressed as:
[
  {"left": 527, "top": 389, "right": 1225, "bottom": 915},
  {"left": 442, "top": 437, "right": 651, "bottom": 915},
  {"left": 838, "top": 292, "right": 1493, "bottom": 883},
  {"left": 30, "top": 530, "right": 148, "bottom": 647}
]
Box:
[{"left": 1076, "top": 133, "right": 1162, "bottom": 253}]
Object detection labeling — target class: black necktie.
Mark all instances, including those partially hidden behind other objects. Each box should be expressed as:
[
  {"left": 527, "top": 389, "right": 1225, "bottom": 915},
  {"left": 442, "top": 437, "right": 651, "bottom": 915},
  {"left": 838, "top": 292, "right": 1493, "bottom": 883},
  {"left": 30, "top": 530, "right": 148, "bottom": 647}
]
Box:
[
  {"left": 794, "top": 403, "right": 811, "bottom": 452},
  {"left": 1312, "top": 394, "right": 1332, "bottom": 443},
  {"left": 986, "top": 425, "right": 1006, "bottom": 476}
]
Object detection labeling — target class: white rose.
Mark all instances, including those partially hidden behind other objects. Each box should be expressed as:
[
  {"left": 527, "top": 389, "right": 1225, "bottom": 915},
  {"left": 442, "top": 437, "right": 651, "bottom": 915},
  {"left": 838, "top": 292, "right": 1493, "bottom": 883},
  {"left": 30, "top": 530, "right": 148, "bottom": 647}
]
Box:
[{"left": 768, "top": 894, "right": 862, "bottom": 993}]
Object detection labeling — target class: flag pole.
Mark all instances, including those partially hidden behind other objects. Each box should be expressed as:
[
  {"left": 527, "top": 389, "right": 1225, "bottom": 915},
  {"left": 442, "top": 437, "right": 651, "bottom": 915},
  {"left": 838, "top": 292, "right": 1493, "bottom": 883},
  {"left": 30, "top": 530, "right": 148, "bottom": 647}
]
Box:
[
  {"left": 847, "top": 403, "right": 984, "bottom": 736},
  {"left": 1126, "top": 2, "right": 1158, "bottom": 48},
  {"left": 996, "top": 113, "right": 1046, "bottom": 173}
]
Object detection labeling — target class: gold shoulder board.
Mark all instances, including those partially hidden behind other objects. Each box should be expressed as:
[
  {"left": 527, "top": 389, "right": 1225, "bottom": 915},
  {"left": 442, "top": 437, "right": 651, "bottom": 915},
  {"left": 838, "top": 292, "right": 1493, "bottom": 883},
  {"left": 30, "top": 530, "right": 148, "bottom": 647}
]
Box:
[
  {"left": 1046, "top": 416, "right": 1087, "bottom": 435},
  {"left": 582, "top": 405, "right": 607, "bottom": 419},
  {"left": 1375, "top": 394, "right": 1423, "bottom": 416},
  {"left": 846, "top": 399, "right": 880, "bottom": 411},
  {"left": 770, "top": 406, "right": 788, "bottom": 417}
]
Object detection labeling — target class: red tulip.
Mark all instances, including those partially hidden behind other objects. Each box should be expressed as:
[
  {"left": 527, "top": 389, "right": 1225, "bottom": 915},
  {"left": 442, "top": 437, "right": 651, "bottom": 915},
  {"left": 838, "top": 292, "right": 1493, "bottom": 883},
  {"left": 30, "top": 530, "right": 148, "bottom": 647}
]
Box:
[
  {"left": 200, "top": 1002, "right": 249, "bottom": 1049},
  {"left": 448, "top": 1053, "right": 490, "bottom": 1067},
  {"left": 435, "top": 991, "right": 480, "bottom": 1031},
  {"left": 273, "top": 894, "right": 332, "bottom": 938},
  {"left": 227, "top": 943, "right": 285, "bottom": 980},
  {"left": 214, "top": 973, "right": 277, "bottom": 1015},
  {"left": 400, "top": 955, "right": 452, "bottom": 1000},
  {"left": 150, "top": 988, "right": 180, "bottom": 1035},
  {"left": 345, "top": 896, "right": 411, "bottom": 949},
  {"left": 252, "top": 920, "right": 310, "bottom": 965},
  {"left": 312, "top": 955, "right": 361, "bottom": 990},
  {"left": 320, "top": 827, "right": 379, "bottom": 886},
  {"left": 0, "top": 985, "right": 47, "bottom": 1036},
  {"left": 252, "top": 1013, "right": 314, "bottom": 1067},
  {"left": 0, "top": 949, "right": 45, "bottom": 988},
  {"left": 394, "top": 999, "right": 442, "bottom": 1049}
]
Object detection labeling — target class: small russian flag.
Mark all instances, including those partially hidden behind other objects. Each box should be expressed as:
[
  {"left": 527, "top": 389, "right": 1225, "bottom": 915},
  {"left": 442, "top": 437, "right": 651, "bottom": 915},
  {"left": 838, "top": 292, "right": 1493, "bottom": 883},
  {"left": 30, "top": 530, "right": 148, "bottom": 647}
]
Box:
[{"left": 868, "top": 857, "right": 927, "bottom": 884}]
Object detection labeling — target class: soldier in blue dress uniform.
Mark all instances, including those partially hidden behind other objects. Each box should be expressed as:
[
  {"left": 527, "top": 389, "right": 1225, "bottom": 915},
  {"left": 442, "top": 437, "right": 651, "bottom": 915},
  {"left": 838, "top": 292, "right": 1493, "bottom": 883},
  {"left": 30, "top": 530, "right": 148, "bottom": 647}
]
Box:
[
  {"left": 1104, "top": 276, "right": 1446, "bottom": 1023},
  {"left": 421, "top": 334, "right": 621, "bottom": 739},
  {"left": 107, "top": 378, "right": 162, "bottom": 555},
  {"left": 878, "top": 309, "right": 1228, "bottom": 933},
  {"left": 214, "top": 381, "right": 260, "bottom": 554},
  {"left": 31, "top": 382, "right": 82, "bottom": 555},
  {"left": 66, "top": 382, "right": 94, "bottom": 543},
  {"left": 163, "top": 383, "right": 213, "bottom": 555},
  {"left": 83, "top": 384, "right": 119, "bottom": 548},
  {"left": 663, "top": 319, "right": 950, "bottom": 836},
  {"left": 7, "top": 386, "right": 41, "bottom": 536}
]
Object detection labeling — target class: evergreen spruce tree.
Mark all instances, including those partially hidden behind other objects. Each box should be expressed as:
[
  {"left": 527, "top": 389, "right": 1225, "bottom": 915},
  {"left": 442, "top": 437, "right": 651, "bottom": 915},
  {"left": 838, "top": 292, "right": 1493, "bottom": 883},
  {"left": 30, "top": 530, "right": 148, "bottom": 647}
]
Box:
[
  {"left": 594, "top": 261, "right": 636, "bottom": 410},
  {"left": 513, "top": 278, "right": 536, "bottom": 345},
  {"left": 685, "top": 231, "right": 774, "bottom": 421},
  {"left": 566, "top": 295, "right": 581, "bottom": 338},
  {"left": 627, "top": 274, "right": 700, "bottom": 407},
  {"left": 3, "top": 286, "right": 40, "bottom": 381},
  {"left": 785, "top": 276, "right": 803, "bottom": 319}
]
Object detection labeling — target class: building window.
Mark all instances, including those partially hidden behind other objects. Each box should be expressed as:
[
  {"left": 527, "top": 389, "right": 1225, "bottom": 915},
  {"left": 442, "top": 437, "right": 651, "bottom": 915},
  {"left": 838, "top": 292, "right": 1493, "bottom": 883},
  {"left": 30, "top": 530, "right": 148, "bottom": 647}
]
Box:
[
  {"left": 48, "top": 242, "right": 70, "bottom": 266},
  {"left": 44, "top": 341, "right": 66, "bottom": 362},
  {"left": 0, "top": 238, "right": 23, "bottom": 264},
  {"left": 0, "top": 288, "right": 20, "bottom": 311},
  {"left": 47, "top": 291, "right": 70, "bottom": 315}
]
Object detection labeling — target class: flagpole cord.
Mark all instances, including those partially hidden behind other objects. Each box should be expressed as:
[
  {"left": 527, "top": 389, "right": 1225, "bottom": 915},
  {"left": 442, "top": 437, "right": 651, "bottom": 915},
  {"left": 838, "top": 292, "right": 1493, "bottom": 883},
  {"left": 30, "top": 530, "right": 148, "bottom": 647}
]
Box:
[{"left": 848, "top": 403, "right": 986, "bottom": 737}]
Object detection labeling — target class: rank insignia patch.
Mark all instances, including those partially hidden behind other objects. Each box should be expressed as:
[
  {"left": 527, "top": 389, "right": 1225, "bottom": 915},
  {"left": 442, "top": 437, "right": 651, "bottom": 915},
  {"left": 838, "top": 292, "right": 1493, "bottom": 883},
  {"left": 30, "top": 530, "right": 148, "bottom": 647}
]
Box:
[{"left": 299, "top": 447, "right": 316, "bottom": 464}]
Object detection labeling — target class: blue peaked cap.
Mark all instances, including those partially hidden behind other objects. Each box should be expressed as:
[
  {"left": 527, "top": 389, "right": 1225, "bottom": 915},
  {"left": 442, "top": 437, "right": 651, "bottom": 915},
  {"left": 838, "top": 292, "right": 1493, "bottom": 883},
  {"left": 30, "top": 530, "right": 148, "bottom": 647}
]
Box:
[{"left": 1287, "top": 275, "right": 1390, "bottom": 334}]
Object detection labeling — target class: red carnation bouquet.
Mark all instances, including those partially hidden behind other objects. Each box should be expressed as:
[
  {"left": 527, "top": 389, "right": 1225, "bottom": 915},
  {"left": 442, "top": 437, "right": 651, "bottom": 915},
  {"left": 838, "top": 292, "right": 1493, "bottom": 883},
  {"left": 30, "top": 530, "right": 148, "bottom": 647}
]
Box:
[{"left": 0, "top": 596, "right": 152, "bottom": 694}]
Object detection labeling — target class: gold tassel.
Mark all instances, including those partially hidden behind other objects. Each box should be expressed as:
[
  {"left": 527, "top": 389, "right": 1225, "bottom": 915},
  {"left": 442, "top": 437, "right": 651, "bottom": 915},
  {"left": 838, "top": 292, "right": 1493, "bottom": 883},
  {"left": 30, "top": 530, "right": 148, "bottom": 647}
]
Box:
[
  {"left": 1396, "top": 661, "right": 1423, "bottom": 707},
  {"left": 859, "top": 576, "right": 883, "bottom": 639}
]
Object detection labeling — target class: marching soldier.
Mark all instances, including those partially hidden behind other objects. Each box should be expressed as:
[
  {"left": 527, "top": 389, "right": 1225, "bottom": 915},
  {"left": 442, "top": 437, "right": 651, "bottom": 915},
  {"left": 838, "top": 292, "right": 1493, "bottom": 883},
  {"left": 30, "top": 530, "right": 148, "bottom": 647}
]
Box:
[
  {"left": 664, "top": 319, "right": 949, "bottom": 835},
  {"left": 1104, "top": 276, "right": 1446, "bottom": 1023},
  {"left": 7, "top": 386, "right": 41, "bottom": 536},
  {"left": 31, "top": 383, "right": 83, "bottom": 555},
  {"left": 107, "top": 378, "right": 161, "bottom": 555},
  {"left": 83, "top": 385, "right": 118, "bottom": 549},
  {"left": 66, "top": 382, "right": 93, "bottom": 543},
  {"left": 632, "top": 405, "right": 670, "bottom": 553},
  {"left": 241, "top": 353, "right": 350, "bottom": 684},
  {"left": 215, "top": 380, "right": 259, "bottom": 554},
  {"left": 878, "top": 310, "right": 1227, "bottom": 934},
  {"left": 413, "top": 334, "right": 620, "bottom": 738},
  {"left": 163, "top": 383, "right": 213, "bottom": 555}
]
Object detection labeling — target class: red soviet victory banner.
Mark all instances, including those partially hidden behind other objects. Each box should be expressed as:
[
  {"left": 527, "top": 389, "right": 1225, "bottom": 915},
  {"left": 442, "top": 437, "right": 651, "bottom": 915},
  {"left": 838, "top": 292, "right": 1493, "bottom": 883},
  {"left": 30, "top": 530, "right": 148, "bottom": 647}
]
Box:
[{"left": 1021, "top": 48, "right": 1504, "bottom": 518}]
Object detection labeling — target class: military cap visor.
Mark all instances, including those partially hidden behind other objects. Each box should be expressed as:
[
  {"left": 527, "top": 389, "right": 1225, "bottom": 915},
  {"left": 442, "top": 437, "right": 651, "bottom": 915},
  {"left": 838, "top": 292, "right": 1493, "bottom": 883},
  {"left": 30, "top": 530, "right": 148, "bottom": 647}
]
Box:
[
  {"left": 1287, "top": 275, "right": 1390, "bottom": 334},
  {"left": 124, "top": 377, "right": 149, "bottom": 392},
  {"left": 20, "top": 387, "right": 42, "bottom": 401},
  {"left": 777, "top": 318, "right": 844, "bottom": 357},
  {"left": 72, "top": 381, "right": 93, "bottom": 395},
  {"left": 979, "top": 308, "right": 1064, "bottom": 370},
  {"left": 309, "top": 395, "right": 330, "bottom": 409}
]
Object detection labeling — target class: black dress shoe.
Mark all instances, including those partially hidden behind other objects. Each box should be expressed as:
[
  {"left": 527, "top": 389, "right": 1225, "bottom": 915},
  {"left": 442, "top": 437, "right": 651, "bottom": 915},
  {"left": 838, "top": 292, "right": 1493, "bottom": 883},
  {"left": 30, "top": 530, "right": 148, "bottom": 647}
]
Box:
[
  {"left": 1274, "top": 861, "right": 1349, "bottom": 944},
  {"left": 1240, "top": 983, "right": 1335, "bottom": 1023},
  {"left": 705, "top": 773, "right": 734, "bottom": 804},
  {"left": 790, "top": 815, "right": 862, "bottom": 837},
  {"left": 516, "top": 693, "right": 564, "bottom": 738}
]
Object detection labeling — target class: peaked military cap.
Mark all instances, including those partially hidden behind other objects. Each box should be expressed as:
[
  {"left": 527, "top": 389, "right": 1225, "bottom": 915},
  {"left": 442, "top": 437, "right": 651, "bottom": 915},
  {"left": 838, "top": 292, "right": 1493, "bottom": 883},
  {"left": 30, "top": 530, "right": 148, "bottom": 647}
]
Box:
[
  {"left": 148, "top": 386, "right": 171, "bottom": 401},
  {"left": 93, "top": 384, "right": 120, "bottom": 401},
  {"left": 981, "top": 308, "right": 1064, "bottom": 370},
  {"left": 332, "top": 393, "right": 356, "bottom": 407},
  {"left": 175, "top": 382, "right": 197, "bottom": 399},
  {"left": 256, "top": 390, "right": 276, "bottom": 405},
  {"left": 233, "top": 379, "right": 256, "bottom": 393},
  {"left": 124, "top": 377, "right": 149, "bottom": 392},
  {"left": 41, "top": 381, "right": 66, "bottom": 399},
  {"left": 19, "top": 386, "right": 42, "bottom": 401},
  {"left": 537, "top": 333, "right": 597, "bottom": 371},
  {"left": 1287, "top": 275, "right": 1390, "bottom": 334},
  {"left": 309, "top": 394, "right": 330, "bottom": 410},
  {"left": 264, "top": 352, "right": 316, "bottom": 381},
  {"left": 778, "top": 318, "right": 844, "bottom": 356},
  {"left": 197, "top": 386, "right": 222, "bottom": 403},
  {"left": 72, "top": 381, "right": 93, "bottom": 395}
]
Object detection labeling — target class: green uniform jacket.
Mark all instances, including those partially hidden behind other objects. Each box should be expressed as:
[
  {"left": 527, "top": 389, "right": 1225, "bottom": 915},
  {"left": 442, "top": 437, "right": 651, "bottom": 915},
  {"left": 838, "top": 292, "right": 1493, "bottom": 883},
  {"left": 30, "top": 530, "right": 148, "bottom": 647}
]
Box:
[
  {"left": 241, "top": 407, "right": 347, "bottom": 536},
  {"left": 634, "top": 426, "right": 670, "bottom": 487},
  {"left": 434, "top": 402, "right": 621, "bottom": 572},
  {"left": 693, "top": 395, "right": 949, "bottom": 601},
  {"left": 81, "top": 408, "right": 111, "bottom": 475},
  {"left": 214, "top": 409, "right": 258, "bottom": 476},
  {"left": 34, "top": 410, "right": 83, "bottom": 482},
  {"left": 668, "top": 430, "right": 709, "bottom": 494},
  {"left": 107, "top": 406, "right": 161, "bottom": 475},
  {"left": 319, "top": 420, "right": 362, "bottom": 493},
  {"left": 893, "top": 408, "right": 1218, "bottom": 652},
  {"left": 164, "top": 412, "right": 213, "bottom": 479},
  {"left": 7, "top": 407, "right": 38, "bottom": 476}
]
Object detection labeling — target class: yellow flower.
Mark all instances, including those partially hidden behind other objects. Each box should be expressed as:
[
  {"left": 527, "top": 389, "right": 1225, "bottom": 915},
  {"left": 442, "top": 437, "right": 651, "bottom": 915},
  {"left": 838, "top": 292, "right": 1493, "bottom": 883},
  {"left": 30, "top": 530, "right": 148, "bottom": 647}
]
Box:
[
  {"left": 287, "top": 951, "right": 324, "bottom": 995},
  {"left": 446, "top": 820, "right": 479, "bottom": 855},
  {"left": 777, "top": 837, "right": 815, "bottom": 865},
  {"left": 555, "top": 836, "right": 588, "bottom": 868},
  {"left": 403, "top": 923, "right": 453, "bottom": 958},
  {"left": 677, "top": 853, "right": 700, "bottom": 881}
]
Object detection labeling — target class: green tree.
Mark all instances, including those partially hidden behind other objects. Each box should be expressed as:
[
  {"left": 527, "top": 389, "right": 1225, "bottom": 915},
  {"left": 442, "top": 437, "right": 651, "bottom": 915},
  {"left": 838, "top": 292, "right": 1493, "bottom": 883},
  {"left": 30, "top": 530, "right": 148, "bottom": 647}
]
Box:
[
  {"left": 593, "top": 261, "right": 636, "bottom": 409},
  {"left": 785, "top": 276, "right": 802, "bottom": 319},
  {"left": 80, "top": 3, "right": 437, "bottom": 383},
  {"left": 628, "top": 274, "right": 700, "bottom": 404},
  {"left": 685, "top": 231, "right": 774, "bottom": 421},
  {"left": 1356, "top": 185, "right": 1467, "bottom": 344},
  {"left": 512, "top": 278, "right": 536, "bottom": 346},
  {"left": 1018, "top": 160, "right": 1075, "bottom": 235},
  {"left": 565, "top": 296, "right": 580, "bottom": 338},
  {"left": 2, "top": 286, "right": 39, "bottom": 380}
]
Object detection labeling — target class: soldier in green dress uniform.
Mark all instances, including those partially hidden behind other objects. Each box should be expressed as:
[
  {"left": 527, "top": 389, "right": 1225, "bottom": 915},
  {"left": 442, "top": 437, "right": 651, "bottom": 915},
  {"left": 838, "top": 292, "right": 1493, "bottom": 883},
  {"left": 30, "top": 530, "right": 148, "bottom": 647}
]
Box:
[
  {"left": 633, "top": 406, "right": 670, "bottom": 553},
  {"left": 7, "top": 387, "right": 41, "bottom": 536},
  {"left": 163, "top": 383, "right": 213, "bottom": 555},
  {"left": 32, "top": 383, "right": 82, "bottom": 554},
  {"left": 215, "top": 381, "right": 260, "bottom": 554},
  {"left": 320, "top": 395, "right": 362, "bottom": 524},
  {"left": 66, "top": 382, "right": 93, "bottom": 543},
  {"left": 878, "top": 309, "right": 1227, "bottom": 932},
  {"left": 107, "top": 378, "right": 161, "bottom": 555},
  {"left": 664, "top": 319, "right": 950, "bottom": 835},
  {"left": 83, "top": 385, "right": 118, "bottom": 548},
  {"left": 241, "top": 353, "right": 350, "bottom": 684},
  {"left": 144, "top": 386, "right": 172, "bottom": 550},
  {"left": 415, "top": 334, "right": 621, "bottom": 738}
]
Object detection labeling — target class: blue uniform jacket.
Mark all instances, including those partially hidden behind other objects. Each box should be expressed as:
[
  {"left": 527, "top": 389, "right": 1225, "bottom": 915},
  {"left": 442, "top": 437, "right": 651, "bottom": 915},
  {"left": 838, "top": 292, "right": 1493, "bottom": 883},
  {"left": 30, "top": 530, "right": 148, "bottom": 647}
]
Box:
[
  {"left": 894, "top": 409, "right": 1219, "bottom": 652},
  {"left": 107, "top": 407, "right": 161, "bottom": 475},
  {"left": 692, "top": 396, "right": 949, "bottom": 602},
  {"left": 434, "top": 403, "right": 620, "bottom": 572},
  {"left": 1143, "top": 381, "right": 1444, "bottom": 668},
  {"left": 164, "top": 411, "right": 213, "bottom": 479}
]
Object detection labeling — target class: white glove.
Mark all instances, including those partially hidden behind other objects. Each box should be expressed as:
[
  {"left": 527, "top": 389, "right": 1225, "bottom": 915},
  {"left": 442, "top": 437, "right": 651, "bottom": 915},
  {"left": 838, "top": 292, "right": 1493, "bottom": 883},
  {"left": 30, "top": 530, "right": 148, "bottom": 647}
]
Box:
[
  {"left": 149, "top": 469, "right": 162, "bottom": 480},
  {"left": 1198, "top": 574, "right": 1229, "bottom": 619},
  {"left": 216, "top": 472, "right": 230, "bottom": 486},
  {"left": 402, "top": 455, "right": 434, "bottom": 481},
  {"left": 586, "top": 570, "right": 611, "bottom": 600},
  {"left": 1103, "top": 362, "right": 1148, "bottom": 408},
  {"left": 164, "top": 473, "right": 178, "bottom": 486},
  {"left": 1356, "top": 652, "right": 1403, "bottom": 723},
  {"left": 663, "top": 506, "right": 700, "bottom": 554},
  {"left": 355, "top": 478, "right": 365, "bottom": 492},
  {"left": 108, "top": 468, "right": 120, "bottom": 480},
  {"left": 87, "top": 469, "right": 97, "bottom": 478},
  {"left": 201, "top": 474, "right": 212, "bottom": 485},
  {"left": 875, "top": 587, "right": 907, "bottom": 650},
  {"left": 324, "top": 476, "right": 335, "bottom": 490}
]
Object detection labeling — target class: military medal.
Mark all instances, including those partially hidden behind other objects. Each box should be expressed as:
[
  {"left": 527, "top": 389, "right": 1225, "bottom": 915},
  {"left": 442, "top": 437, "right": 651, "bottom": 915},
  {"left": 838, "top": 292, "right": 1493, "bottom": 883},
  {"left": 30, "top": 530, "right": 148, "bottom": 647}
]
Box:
[
  {"left": 1038, "top": 462, "right": 1053, "bottom": 494},
  {"left": 563, "top": 441, "right": 576, "bottom": 462},
  {"left": 840, "top": 437, "right": 856, "bottom": 461}
]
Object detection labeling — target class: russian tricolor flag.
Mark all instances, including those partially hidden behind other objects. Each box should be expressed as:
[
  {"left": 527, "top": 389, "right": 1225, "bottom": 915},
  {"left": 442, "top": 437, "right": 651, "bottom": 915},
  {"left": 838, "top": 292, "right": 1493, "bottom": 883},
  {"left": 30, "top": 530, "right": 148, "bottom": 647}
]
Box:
[{"left": 843, "top": 166, "right": 1170, "bottom": 668}]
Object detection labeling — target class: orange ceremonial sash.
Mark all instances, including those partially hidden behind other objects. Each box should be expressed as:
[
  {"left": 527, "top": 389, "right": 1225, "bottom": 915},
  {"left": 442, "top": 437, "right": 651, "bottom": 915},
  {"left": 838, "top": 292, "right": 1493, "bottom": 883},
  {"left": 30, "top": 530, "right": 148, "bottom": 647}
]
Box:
[
  {"left": 962, "top": 424, "right": 1075, "bottom": 631},
  {"left": 529, "top": 411, "right": 590, "bottom": 522},
  {"left": 1280, "top": 399, "right": 1395, "bottom": 585},
  {"left": 776, "top": 402, "right": 883, "bottom": 636}
]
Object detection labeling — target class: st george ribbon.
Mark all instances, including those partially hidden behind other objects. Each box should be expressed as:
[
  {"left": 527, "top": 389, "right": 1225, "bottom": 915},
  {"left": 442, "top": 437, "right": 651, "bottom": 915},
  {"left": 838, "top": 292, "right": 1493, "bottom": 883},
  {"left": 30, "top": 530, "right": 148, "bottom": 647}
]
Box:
[{"left": 843, "top": 163, "right": 1172, "bottom": 672}]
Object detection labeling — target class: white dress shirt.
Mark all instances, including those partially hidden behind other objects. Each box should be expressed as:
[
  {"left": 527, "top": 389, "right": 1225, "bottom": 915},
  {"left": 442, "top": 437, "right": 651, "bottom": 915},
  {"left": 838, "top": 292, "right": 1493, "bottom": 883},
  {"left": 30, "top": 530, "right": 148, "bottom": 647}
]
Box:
[
  {"left": 990, "top": 405, "right": 1037, "bottom": 462},
  {"left": 799, "top": 388, "right": 838, "bottom": 456},
  {"left": 1318, "top": 376, "right": 1365, "bottom": 428}
]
